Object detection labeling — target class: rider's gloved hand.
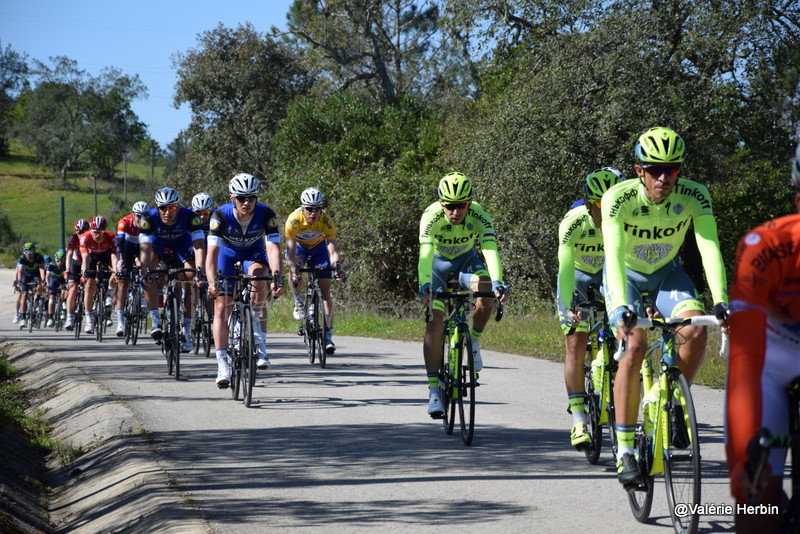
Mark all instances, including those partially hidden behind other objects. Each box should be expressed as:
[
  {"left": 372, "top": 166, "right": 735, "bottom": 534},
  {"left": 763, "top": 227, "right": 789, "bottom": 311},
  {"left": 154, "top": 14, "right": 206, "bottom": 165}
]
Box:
[{"left": 714, "top": 302, "right": 730, "bottom": 321}]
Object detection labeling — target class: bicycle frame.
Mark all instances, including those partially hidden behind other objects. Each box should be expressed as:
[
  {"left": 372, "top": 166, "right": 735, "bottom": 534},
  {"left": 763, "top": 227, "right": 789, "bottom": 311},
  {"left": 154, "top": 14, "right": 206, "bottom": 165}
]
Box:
[{"left": 298, "top": 265, "right": 335, "bottom": 368}]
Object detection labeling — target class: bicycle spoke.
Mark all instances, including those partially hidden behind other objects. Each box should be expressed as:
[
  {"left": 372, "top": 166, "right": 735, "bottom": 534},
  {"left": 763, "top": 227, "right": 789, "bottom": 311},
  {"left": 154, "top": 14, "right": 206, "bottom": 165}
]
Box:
[{"left": 458, "top": 329, "right": 477, "bottom": 445}]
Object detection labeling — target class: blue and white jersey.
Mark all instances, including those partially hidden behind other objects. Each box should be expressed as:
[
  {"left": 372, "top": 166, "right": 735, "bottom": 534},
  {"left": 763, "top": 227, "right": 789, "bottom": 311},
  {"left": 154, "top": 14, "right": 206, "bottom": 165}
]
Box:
[
  {"left": 207, "top": 203, "right": 281, "bottom": 251},
  {"left": 138, "top": 207, "right": 205, "bottom": 246}
]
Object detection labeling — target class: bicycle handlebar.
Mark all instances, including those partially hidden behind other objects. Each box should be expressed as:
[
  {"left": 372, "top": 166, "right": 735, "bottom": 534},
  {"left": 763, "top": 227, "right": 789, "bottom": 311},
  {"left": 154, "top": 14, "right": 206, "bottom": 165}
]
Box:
[{"left": 613, "top": 313, "right": 730, "bottom": 361}]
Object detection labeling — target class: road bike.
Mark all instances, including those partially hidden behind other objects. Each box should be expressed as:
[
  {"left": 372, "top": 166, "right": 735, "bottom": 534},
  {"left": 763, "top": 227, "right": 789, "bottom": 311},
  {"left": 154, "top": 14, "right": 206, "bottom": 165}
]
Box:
[
  {"left": 20, "top": 281, "right": 41, "bottom": 333},
  {"left": 297, "top": 262, "right": 342, "bottom": 369},
  {"left": 745, "top": 377, "right": 800, "bottom": 533},
  {"left": 123, "top": 268, "right": 148, "bottom": 345},
  {"left": 52, "top": 281, "right": 67, "bottom": 332},
  {"left": 568, "top": 284, "right": 618, "bottom": 465},
  {"left": 218, "top": 265, "right": 281, "bottom": 407},
  {"left": 85, "top": 269, "right": 112, "bottom": 342},
  {"left": 429, "top": 273, "right": 504, "bottom": 446},
  {"left": 191, "top": 280, "right": 213, "bottom": 358},
  {"left": 617, "top": 311, "right": 728, "bottom": 534},
  {"left": 147, "top": 267, "right": 196, "bottom": 380}
]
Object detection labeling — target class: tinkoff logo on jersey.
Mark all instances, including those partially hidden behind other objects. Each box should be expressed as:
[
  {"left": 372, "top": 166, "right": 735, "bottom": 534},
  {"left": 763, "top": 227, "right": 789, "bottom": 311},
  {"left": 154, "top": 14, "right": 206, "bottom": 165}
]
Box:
[{"left": 623, "top": 218, "right": 691, "bottom": 239}]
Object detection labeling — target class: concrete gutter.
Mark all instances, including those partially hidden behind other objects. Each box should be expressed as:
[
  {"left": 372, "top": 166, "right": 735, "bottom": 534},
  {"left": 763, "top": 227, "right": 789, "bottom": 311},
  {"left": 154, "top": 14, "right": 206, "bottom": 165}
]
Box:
[{"left": 2, "top": 340, "right": 209, "bottom": 533}]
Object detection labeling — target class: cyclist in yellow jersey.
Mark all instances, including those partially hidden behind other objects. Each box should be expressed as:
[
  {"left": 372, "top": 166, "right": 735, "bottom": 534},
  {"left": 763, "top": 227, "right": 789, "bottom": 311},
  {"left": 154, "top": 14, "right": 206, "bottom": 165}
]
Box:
[
  {"left": 286, "top": 187, "right": 343, "bottom": 353},
  {"left": 602, "top": 126, "right": 729, "bottom": 487},
  {"left": 418, "top": 172, "right": 509, "bottom": 418},
  {"left": 557, "top": 167, "right": 626, "bottom": 450}
]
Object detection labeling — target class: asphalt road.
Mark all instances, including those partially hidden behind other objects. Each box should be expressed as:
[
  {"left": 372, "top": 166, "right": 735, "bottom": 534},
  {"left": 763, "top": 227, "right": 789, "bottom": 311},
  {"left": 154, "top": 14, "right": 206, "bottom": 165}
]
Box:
[{"left": 0, "top": 268, "right": 736, "bottom": 533}]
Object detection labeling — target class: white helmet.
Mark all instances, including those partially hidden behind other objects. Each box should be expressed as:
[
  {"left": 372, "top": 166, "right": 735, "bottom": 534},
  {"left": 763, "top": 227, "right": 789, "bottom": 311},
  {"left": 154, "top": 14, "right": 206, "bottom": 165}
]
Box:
[
  {"left": 300, "top": 187, "right": 324, "bottom": 207},
  {"left": 229, "top": 173, "right": 259, "bottom": 195},
  {"left": 132, "top": 201, "right": 150, "bottom": 214},
  {"left": 154, "top": 187, "right": 180, "bottom": 207},
  {"left": 192, "top": 192, "right": 214, "bottom": 211}
]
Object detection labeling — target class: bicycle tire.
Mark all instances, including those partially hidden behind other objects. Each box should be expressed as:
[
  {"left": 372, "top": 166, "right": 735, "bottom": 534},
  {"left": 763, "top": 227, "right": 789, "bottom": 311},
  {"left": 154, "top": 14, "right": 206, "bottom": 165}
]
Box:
[
  {"left": 203, "top": 292, "right": 213, "bottom": 358},
  {"left": 124, "top": 284, "right": 136, "bottom": 344},
  {"left": 604, "top": 345, "right": 619, "bottom": 462},
  {"left": 27, "top": 291, "right": 35, "bottom": 333},
  {"left": 229, "top": 311, "right": 242, "bottom": 401},
  {"left": 583, "top": 358, "right": 602, "bottom": 464},
  {"left": 241, "top": 307, "right": 256, "bottom": 407},
  {"left": 74, "top": 289, "right": 84, "bottom": 339},
  {"left": 458, "top": 326, "right": 476, "bottom": 445},
  {"left": 54, "top": 298, "right": 63, "bottom": 332},
  {"left": 305, "top": 291, "right": 319, "bottom": 365},
  {"left": 192, "top": 288, "right": 203, "bottom": 355},
  {"left": 441, "top": 329, "right": 457, "bottom": 435},
  {"left": 170, "top": 288, "right": 181, "bottom": 380},
  {"left": 628, "top": 363, "right": 655, "bottom": 523},
  {"left": 664, "top": 370, "right": 701, "bottom": 534},
  {"left": 317, "top": 291, "right": 327, "bottom": 369},
  {"left": 95, "top": 287, "right": 105, "bottom": 342}
]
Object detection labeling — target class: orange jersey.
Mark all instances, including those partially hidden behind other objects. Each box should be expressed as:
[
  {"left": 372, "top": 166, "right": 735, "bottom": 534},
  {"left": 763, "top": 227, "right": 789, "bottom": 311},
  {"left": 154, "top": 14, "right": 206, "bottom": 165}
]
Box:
[
  {"left": 79, "top": 230, "right": 116, "bottom": 255},
  {"left": 726, "top": 213, "right": 800, "bottom": 473}
]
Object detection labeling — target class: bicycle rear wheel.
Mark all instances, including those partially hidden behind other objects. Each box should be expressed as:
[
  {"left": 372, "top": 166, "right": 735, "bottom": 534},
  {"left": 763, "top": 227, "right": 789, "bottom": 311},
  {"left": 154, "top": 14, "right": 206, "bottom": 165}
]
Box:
[
  {"left": 74, "top": 291, "right": 84, "bottom": 339},
  {"left": 628, "top": 361, "right": 655, "bottom": 523},
  {"left": 583, "top": 357, "right": 602, "bottom": 464},
  {"left": 240, "top": 307, "right": 256, "bottom": 407},
  {"left": 54, "top": 298, "right": 64, "bottom": 332},
  {"left": 664, "top": 370, "right": 701, "bottom": 534},
  {"left": 457, "top": 327, "right": 477, "bottom": 445}
]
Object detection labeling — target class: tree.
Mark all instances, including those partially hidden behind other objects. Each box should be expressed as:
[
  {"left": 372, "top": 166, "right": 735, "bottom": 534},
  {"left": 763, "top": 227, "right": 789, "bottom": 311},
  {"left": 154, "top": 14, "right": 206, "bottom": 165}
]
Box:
[
  {"left": 0, "top": 40, "right": 28, "bottom": 155},
  {"left": 170, "top": 23, "right": 312, "bottom": 196},
  {"left": 282, "top": 0, "right": 480, "bottom": 102},
  {"left": 14, "top": 57, "right": 147, "bottom": 183}
]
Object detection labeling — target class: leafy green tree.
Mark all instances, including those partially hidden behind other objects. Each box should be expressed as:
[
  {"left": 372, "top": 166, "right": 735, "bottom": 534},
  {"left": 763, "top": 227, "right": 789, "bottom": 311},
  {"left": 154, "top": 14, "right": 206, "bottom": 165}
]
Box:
[
  {"left": 14, "top": 57, "right": 147, "bottom": 184},
  {"left": 171, "top": 23, "right": 312, "bottom": 197},
  {"left": 283, "top": 0, "right": 480, "bottom": 102},
  {"left": 0, "top": 40, "right": 28, "bottom": 155}
]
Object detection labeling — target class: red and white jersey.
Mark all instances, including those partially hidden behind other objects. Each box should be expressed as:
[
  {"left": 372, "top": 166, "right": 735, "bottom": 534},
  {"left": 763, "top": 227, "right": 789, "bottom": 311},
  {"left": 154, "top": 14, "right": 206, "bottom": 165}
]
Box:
[
  {"left": 79, "top": 230, "right": 116, "bottom": 256},
  {"left": 67, "top": 234, "right": 81, "bottom": 263},
  {"left": 116, "top": 213, "right": 141, "bottom": 243}
]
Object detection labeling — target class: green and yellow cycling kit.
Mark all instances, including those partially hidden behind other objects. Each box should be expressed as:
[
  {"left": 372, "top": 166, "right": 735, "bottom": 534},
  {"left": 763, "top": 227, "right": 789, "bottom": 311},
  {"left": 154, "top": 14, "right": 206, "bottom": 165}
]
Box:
[
  {"left": 557, "top": 205, "right": 604, "bottom": 310},
  {"left": 418, "top": 201, "right": 503, "bottom": 288},
  {"left": 601, "top": 178, "right": 727, "bottom": 312}
]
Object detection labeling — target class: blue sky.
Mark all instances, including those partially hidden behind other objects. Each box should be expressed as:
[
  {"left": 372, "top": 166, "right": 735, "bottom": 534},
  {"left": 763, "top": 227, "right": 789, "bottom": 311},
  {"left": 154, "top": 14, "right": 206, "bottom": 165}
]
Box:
[{"left": 1, "top": 0, "right": 295, "bottom": 149}]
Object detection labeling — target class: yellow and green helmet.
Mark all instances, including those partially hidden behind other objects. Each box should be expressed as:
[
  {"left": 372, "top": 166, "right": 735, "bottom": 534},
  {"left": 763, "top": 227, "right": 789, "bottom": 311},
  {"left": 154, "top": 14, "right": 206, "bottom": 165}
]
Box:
[
  {"left": 635, "top": 126, "right": 685, "bottom": 164},
  {"left": 438, "top": 172, "right": 473, "bottom": 202}
]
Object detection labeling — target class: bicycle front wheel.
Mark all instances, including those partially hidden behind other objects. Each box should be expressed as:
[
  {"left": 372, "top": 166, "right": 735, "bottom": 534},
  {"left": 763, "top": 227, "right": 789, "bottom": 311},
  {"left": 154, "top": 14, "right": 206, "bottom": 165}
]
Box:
[
  {"left": 457, "top": 326, "right": 477, "bottom": 445},
  {"left": 440, "top": 330, "right": 456, "bottom": 436},
  {"left": 228, "top": 312, "right": 242, "bottom": 401},
  {"left": 74, "top": 293, "right": 84, "bottom": 339},
  {"left": 170, "top": 291, "right": 181, "bottom": 380},
  {"left": 317, "top": 292, "right": 327, "bottom": 369},
  {"left": 95, "top": 290, "right": 105, "bottom": 342},
  {"left": 664, "top": 370, "right": 701, "bottom": 534},
  {"left": 240, "top": 307, "right": 256, "bottom": 407}
]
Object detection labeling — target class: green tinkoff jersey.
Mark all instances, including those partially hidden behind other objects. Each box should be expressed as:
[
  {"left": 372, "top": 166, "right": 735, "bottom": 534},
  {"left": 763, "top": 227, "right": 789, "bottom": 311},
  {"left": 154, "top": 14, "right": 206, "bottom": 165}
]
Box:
[
  {"left": 601, "top": 177, "right": 727, "bottom": 312},
  {"left": 418, "top": 201, "right": 503, "bottom": 287},
  {"left": 557, "top": 205, "right": 605, "bottom": 309}
]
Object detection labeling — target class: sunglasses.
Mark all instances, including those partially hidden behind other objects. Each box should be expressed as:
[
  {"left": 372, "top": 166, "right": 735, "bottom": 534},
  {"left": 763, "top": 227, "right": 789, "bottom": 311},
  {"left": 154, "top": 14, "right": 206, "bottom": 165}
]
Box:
[
  {"left": 303, "top": 206, "right": 322, "bottom": 213},
  {"left": 642, "top": 165, "right": 681, "bottom": 178},
  {"left": 195, "top": 210, "right": 211, "bottom": 217},
  {"left": 158, "top": 205, "right": 178, "bottom": 213},
  {"left": 442, "top": 202, "right": 469, "bottom": 210},
  {"left": 235, "top": 195, "right": 257, "bottom": 204}
]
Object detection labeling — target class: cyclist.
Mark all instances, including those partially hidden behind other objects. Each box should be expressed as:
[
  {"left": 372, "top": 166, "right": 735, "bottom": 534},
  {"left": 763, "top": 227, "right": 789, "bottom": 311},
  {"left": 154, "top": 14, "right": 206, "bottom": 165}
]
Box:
[
  {"left": 206, "top": 173, "right": 284, "bottom": 388},
  {"left": 418, "top": 172, "right": 509, "bottom": 418},
  {"left": 13, "top": 242, "right": 46, "bottom": 328},
  {"left": 139, "top": 187, "right": 205, "bottom": 351},
  {"left": 45, "top": 249, "right": 68, "bottom": 327},
  {"left": 191, "top": 192, "right": 215, "bottom": 234},
  {"left": 113, "top": 201, "right": 149, "bottom": 336},
  {"left": 80, "top": 216, "right": 118, "bottom": 335},
  {"left": 602, "top": 126, "right": 729, "bottom": 487},
  {"left": 557, "top": 167, "right": 625, "bottom": 450},
  {"left": 725, "top": 142, "right": 800, "bottom": 532},
  {"left": 64, "top": 219, "right": 90, "bottom": 331},
  {"left": 286, "top": 187, "right": 343, "bottom": 354}
]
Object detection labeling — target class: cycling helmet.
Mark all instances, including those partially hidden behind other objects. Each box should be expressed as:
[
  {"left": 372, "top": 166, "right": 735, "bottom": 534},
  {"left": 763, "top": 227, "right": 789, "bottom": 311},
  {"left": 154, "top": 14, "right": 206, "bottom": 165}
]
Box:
[
  {"left": 437, "top": 172, "right": 473, "bottom": 202},
  {"left": 89, "top": 215, "right": 107, "bottom": 231},
  {"left": 43, "top": 255, "right": 51, "bottom": 264},
  {"left": 583, "top": 167, "right": 626, "bottom": 202},
  {"left": 74, "top": 219, "right": 90, "bottom": 233},
  {"left": 191, "top": 192, "right": 214, "bottom": 211},
  {"left": 635, "top": 126, "right": 685, "bottom": 164},
  {"left": 300, "top": 187, "right": 324, "bottom": 207},
  {"left": 792, "top": 142, "right": 800, "bottom": 187},
  {"left": 54, "top": 249, "right": 66, "bottom": 261},
  {"left": 22, "top": 242, "right": 34, "bottom": 253},
  {"left": 229, "top": 173, "right": 259, "bottom": 195},
  {"left": 154, "top": 187, "right": 180, "bottom": 207},
  {"left": 132, "top": 201, "right": 150, "bottom": 214}
]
